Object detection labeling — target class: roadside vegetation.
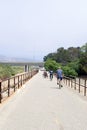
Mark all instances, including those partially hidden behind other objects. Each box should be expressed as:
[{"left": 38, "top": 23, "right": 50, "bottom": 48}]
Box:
[
  {"left": 44, "top": 43, "right": 87, "bottom": 77},
  {"left": 0, "top": 65, "right": 24, "bottom": 80}
]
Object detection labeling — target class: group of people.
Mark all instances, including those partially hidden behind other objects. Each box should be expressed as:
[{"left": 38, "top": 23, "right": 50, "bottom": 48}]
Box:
[{"left": 43, "top": 67, "right": 63, "bottom": 88}]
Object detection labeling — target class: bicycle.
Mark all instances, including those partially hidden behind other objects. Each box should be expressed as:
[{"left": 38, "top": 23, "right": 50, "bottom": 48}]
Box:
[
  {"left": 50, "top": 74, "right": 53, "bottom": 80},
  {"left": 57, "top": 77, "right": 63, "bottom": 88}
]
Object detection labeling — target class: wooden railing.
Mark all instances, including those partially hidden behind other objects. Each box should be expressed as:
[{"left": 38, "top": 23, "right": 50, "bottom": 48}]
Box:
[
  {"left": 63, "top": 76, "right": 87, "bottom": 96},
  {"left": 0, "top": 69, "right": 38, "bottom": 103}
]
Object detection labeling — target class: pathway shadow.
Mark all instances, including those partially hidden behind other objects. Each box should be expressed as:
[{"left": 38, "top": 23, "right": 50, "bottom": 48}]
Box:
[{"left": 50, "top": 87, "right": 62, "bottom": 89}]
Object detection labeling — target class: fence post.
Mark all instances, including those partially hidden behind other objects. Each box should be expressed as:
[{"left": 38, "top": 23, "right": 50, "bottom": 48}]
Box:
[
  {"left": 18, "top": 76, "right": 19, "bottom": 89},
  {"left": 63, "top": 77, "right": 65, "bottom": 84},
  {"left": 0, "top": 80, "right": 2, "bottom": 103},
  {"left": 74, "top": 78, "right": 76, "bottom": 90},
  {"left": 21, "top": 75, "right": 22, "bottom": 86},
  {"left": 66, "top": 78, "right": 67, "bottom": 86},
  {"left": 71, "top": 79, "right": 72, "bottom": 88},
  {"left": 14, "top": 77, "right": 15, "bottom": 92},
  {"left": 68, "top": 78, "right": 70, "bottom": 87},
  {"left": 23, "top": 74, "right": 24, "bottom": 84},
  {"left": 79, "top": 78, "right": 80, "bottom": 93},
  {"left": 8, "top": 79, "right": 10, "bottom": 97},
  {"left": 84, "top": 80, "right": 86, "bottom": 96}
]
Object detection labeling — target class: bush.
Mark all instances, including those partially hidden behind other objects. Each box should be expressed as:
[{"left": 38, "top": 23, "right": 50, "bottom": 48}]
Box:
[
  {"left": 44, "top": 59, "right": 61, "bottom": 72},
  {"left": 63, "top": 66, "right": 78, "bottom": 77},
  {"left": 0, "top": 65, "right": 24, "bottom": 80}
]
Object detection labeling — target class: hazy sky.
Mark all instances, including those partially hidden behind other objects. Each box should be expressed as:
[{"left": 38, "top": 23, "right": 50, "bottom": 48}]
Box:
[{"left": 0, "top": 0, "right": 87, "bottom": 61}]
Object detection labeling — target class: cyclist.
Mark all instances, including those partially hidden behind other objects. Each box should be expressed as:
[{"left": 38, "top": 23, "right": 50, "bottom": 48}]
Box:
[
  {"left": 49, "top": 70, "right": 53, "bottom": 80},
  {"left": 56, "top": 67, "right": 63, "bottom": 88}
]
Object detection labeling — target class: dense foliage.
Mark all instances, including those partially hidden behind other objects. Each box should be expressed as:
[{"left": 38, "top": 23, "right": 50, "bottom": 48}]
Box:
[
  {"left": 44, "top": 59, "right": 61, "bottom": 72},
  {"left": 44, "top": 43, "right": 87, "bottom": 76},
  {"left": 0, "top": 65, "right": 24, "bottom": 80},
  {"left": 79, "top": 43, "right": 87, "bottom": 74}
]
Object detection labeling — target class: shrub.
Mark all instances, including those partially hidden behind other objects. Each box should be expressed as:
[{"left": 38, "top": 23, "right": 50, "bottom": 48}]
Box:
[
  {"left": 44, "top": 59, "right": 60, "bottom": 72},
  {"left": 0, "top": 65, "right": 24, "bottom": 80},
  {"left": 63, "top": 66, "right": 78, "bottom": 77}
]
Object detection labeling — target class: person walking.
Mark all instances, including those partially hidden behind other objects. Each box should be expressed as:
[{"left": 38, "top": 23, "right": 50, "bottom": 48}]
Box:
[
  {"left": 56, "top": 67, "right": 63, "bottom": 88},
  {"left": 43, "top": 71, "right": 48, "bottom": 78}
]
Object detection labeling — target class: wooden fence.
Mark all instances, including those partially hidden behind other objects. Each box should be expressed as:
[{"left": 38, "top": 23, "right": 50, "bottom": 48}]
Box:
[
  {"left": 0, "top": 69, "right": 38, "bottom": 103},
  {"left": 63, "top": 76, "right": 87, "bottom": 96}
]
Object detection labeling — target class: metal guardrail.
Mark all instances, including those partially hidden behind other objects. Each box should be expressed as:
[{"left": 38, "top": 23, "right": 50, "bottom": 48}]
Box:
[
  {"left": 0, "top": 70, "right": 38, "bottom": 103},
  {"left": 63, "top": 76, "right": 87, "bottom": 96}
]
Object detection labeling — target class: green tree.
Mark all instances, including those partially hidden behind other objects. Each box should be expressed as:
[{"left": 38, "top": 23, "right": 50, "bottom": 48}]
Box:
[
  {"left": 63, "top": 66, "right": 78, "bottom": 77},
  {"left": 43, "top": 47, "right": 80, "bottom": 65},
  {"left": 67, "top": 60, "right": 80, "bottom": 74},
  {"left": 44, "top": 59, "right": 60, "bottom": 72},
  {"left": 79, "top": 43, "right": 87, "bottom": 74}
]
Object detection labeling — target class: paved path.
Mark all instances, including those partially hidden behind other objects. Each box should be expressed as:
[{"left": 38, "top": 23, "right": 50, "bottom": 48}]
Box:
[{"left": 0, "top": 71, "right": 87, "bottom": 130}]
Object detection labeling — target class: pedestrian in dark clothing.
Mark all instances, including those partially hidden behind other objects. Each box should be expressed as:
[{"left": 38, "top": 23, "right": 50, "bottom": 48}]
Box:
[{"left": 49, "top": 70, "right": 53, "bottom": 80}]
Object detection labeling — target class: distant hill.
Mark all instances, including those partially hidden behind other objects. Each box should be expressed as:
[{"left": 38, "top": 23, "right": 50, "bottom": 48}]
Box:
[{"left": 0, "top": 55, "right": 35, "bottom": 62}]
